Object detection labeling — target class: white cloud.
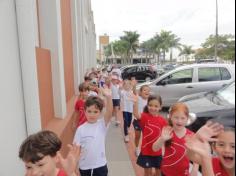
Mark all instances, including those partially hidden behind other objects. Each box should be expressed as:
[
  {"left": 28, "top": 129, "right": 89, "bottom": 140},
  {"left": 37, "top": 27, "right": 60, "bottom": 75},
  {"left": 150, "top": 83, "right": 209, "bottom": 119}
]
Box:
[{"left": 91, "top": 0, "right": 235, "bottom": 48}]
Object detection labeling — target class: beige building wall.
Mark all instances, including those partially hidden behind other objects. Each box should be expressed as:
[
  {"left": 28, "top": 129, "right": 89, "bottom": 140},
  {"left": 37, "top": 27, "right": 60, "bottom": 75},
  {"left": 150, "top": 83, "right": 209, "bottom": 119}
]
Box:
[
  {"left": 0, "top": 0, "right": 96, "bottom": 175},
  {"left": 99, "top": 35, "right": 110, "bottom": 63}
]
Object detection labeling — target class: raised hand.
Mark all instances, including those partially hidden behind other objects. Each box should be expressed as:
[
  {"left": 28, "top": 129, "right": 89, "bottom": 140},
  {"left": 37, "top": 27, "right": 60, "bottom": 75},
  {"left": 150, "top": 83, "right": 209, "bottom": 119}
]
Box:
[
  {"left": 185, "top": 135, "right": 212, "bottom": 164},
  {"left": 196, "top": 121, "right": 224, "bottom": 142},
  {"left": 128, "top": 93, "right": 139, "bottom": 103},
  {"left": 58, "top": 144, "right": 81, "bottom": 175},
  {"left": 161, "top": 126, "right": 173, "bottom": 141},
  {"left": 131, "top": 79, "right": 138, "bottom": 87},
  {"left": 101, "top": 87, "right": 112, "bottom": 97}
]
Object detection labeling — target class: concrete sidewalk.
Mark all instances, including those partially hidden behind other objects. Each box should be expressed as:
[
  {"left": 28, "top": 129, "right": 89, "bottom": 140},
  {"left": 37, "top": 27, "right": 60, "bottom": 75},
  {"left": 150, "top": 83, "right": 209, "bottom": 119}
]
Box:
[{"left": 106, "top": 122, "right": 135, "bottom": 176}]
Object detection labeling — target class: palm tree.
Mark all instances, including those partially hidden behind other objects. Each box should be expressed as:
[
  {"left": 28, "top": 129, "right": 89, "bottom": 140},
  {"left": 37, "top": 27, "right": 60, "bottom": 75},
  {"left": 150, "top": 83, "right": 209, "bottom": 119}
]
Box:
[
  {"left": 113, "top": 40, "right": 129, "bottom": 64},
  {"left": 169, "top": 35, "right": 181, "bottom": 63},
  {"left": 179, "top": 45, "right": 195, "bottom": 62},
  {"left": 120, "top": 31, "right": 140, "bottom": 64},
  {"left": 158, "top": 30, "right": 182, "bottom": 63}
]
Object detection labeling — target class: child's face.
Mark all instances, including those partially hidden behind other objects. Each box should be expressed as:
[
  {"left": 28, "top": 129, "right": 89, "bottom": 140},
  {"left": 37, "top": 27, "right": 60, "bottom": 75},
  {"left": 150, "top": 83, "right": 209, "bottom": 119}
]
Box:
[
  {"left": 170, "top": 111, "right": 188, "bottom": 131},
  {"left": 214, "top": 131, "right": 235, "bottom": 170},
  {"left": 140, "top": 87, "right": 150, "bottom": 100},
  {"left": 112, "top": 79, "right": 119, "bottom": 85},
  {"left": 90, "top": 84, "right": 97, "bottom": 91},
  {"left": 85, "top": 105, "right": 102, "bottom": 123},
  {"left": 24, "top": 155, "right": 58, "bottom": 176},
  {"left": 123, "top": 81, "right": 132, "bottom": 91},
  {"left": 81, "top": 90, "right": 89, "bottom": 98},
  {"left": 147, "top": 99, "right": 162, "bottom": 116}
]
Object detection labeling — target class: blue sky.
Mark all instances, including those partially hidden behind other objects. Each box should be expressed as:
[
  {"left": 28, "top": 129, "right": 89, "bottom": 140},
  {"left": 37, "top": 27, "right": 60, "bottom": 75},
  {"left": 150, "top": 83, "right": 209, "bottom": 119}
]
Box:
[{"left": 91, "top": 0, "right": 235, "bottom": 49}]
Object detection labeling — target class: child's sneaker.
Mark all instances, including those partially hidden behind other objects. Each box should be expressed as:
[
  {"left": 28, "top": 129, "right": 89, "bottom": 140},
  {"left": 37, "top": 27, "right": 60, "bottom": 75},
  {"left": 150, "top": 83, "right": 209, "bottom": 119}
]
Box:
[
  {"left": 124, "top": 136, "right": 130, "bottom": 143},
  {"left": 135, "top": 148, "right": 140, "bottom": 157}
]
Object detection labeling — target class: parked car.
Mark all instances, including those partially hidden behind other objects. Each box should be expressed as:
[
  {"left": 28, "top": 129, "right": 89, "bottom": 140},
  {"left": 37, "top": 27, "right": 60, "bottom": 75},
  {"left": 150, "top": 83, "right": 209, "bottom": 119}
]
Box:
[
  {"left": 153, "top": 64, "right": 165, "bottom": 76},
  {"left": 121, "top": 65, "right": 157, "bottom": 82},
  {"left": 163, "top": 64, "right": 176, "bottom": 72},
  {"left": 138, "top": 64, "right": 235, "bottom": 107},
  {"left": 179, "top": 82, "right": 235, "bottom": 132},
  {"left": 196, "top": 59, "right": 217, "bottom": 64}
]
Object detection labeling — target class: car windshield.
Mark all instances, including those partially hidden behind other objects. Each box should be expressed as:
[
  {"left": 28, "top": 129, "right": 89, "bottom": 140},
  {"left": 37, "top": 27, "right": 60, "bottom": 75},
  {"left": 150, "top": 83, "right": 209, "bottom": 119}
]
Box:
[{"left": 217, "top": 82, "right": 235, "bottom": 105}]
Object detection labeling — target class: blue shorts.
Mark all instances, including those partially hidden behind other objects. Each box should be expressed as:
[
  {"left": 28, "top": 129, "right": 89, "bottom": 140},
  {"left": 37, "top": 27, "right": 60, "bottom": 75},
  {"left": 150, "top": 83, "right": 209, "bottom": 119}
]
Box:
[
  {"left": 133, "top": 119, "right": 142, "bottom": 131},
  {"left": 137, "top": 155, "right": 162, "bottom": 169},
  {"left": 112, "top": 99, "right": 120, "bottom": 107},
  {"left": 80, "top": 165, "right": 108, "bottom": 176}
]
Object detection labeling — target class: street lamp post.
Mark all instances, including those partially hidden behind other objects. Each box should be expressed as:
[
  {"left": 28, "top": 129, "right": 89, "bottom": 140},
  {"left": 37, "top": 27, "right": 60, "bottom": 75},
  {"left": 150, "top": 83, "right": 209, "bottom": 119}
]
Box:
[{"left": 215, "top": 0, "right": 219, "bottom": 61}]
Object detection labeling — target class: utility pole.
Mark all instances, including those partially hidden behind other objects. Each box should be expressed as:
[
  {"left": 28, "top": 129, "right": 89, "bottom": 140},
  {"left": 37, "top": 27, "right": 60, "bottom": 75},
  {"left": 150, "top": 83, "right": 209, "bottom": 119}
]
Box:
[{"left": 215, "top": 0, "right": 219, "bottom": 61}]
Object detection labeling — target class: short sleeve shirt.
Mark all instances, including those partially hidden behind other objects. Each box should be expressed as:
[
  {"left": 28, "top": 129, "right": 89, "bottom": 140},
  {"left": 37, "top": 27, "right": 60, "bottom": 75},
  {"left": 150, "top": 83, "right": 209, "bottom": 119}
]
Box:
[
  {"left": 140, "top": 113, "right": 167, "bottom": 156},
  {"left": 212, "top": 157, "right": 229, "bottom": 176},
  {"left": 73, "top": 119, "right": 109, "bottom": 170},
  {"left": 138, "top": 96, "right": 147, "bottom": 114},
  {"left": 75, "top": 99, "right": 87, "bottom": 127},
  {"left": 120, "top": 90, "right": 134, "bottom": 113},
  {"left": 57, "top": 170, "right": 67, "bottom": 176},
  {"left": 161, "top": 129, "right": 194, "bottom": 176},
  {"left": 111, "top": 83, "right": 120, "bottom": 100}
]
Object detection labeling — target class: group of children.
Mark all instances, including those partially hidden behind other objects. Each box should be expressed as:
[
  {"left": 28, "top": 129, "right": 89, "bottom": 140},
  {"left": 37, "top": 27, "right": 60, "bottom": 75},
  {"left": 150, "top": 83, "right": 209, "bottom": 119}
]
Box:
[{"left": 18, "top": 67, "right": 235, "bottom": 176}]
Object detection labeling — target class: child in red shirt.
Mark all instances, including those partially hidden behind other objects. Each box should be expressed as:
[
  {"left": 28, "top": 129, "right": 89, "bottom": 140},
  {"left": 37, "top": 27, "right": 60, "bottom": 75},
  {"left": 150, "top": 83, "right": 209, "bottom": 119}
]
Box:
[
  {"left": 153, "top": 103, "right": 199, "bottom": 176},
  {"left": 134, "top": 95, "right": 167, "bottom": 176},
  {"left": 186, "top": 123, "right": 234, "bottom": 176},
  {"left": 72, "top": 83, "right": 89, "bottom": 128},
  {"left": 19, "top": 130, "right": 80, "bottom": 176}
]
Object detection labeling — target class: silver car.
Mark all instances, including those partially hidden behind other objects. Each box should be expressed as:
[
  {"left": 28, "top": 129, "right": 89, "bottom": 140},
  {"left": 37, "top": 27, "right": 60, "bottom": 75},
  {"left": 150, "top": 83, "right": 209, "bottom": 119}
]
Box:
[{"left": 144, "top": 64, "right": 235, "bottom": 107}]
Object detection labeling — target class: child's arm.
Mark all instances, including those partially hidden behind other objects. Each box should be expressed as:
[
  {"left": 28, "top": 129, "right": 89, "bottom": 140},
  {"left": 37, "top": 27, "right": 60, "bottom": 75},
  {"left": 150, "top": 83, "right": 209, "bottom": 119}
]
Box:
[
  {"left": 201, "top": 157, "right": 215, "bottom": 176},
  {"left": 102, "top": 87, "right": 113, "bottom": 126},
  {"left": 190, "top": 163, "right": 200, "bottom": 176},
  {"left": 186, "top": 135, "right": 214, "bottom": 176},
  {"left": 152, "top": 126, "right": 173, "bottom": 152},
  {"left": 58, "top": 144, "right": 81, "bottom": 176},
  {"left": 72, "top": 111, "right": 79, "bottom": 130},
  {"left": 132, "top": 95, "right": 141, "bottom": 120},
  {"left": 187, "top": 121, "right": 224, "bottom": 164}
]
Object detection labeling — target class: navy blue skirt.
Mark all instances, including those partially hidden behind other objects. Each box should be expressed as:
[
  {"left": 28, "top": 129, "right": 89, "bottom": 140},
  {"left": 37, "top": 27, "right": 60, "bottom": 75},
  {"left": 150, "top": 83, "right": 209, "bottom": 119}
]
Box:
[
  {"left": 137, "top": 154, "right": 162, "bottom": 169},
  {"left": 133, "top": 119, "right": 142, "bottom": 131}
]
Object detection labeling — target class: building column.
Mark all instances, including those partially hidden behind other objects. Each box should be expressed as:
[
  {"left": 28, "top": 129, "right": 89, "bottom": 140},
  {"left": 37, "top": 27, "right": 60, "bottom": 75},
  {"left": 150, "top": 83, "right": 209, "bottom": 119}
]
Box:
[
  {"left": 38, "top": 0, "right": 67, "bottom": 118},
  {"left": 15, "top": 0, "right": 42, "bottom": 134}
]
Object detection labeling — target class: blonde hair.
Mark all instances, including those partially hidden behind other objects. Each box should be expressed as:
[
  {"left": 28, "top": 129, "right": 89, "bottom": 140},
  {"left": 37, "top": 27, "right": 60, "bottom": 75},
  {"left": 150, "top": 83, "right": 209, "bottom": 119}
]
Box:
[{"left": 169, "top": 103, "right": 189, "bottom": 118}]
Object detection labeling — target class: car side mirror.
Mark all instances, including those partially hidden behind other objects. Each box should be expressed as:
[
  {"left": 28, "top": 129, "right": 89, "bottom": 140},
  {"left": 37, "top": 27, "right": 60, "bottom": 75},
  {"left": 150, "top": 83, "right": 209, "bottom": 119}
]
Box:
[
  {"left": 160, "top": 80, "right": 168, "bottom": 86},
  {"left": 187, "top": 113, "right": 197, "bottom": 126}
]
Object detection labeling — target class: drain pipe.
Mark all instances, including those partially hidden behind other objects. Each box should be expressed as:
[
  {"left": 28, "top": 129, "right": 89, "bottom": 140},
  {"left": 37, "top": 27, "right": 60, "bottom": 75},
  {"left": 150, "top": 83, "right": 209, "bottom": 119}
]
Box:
[{"left": 15, "top": 0, "right": 42, "bottom": 135}]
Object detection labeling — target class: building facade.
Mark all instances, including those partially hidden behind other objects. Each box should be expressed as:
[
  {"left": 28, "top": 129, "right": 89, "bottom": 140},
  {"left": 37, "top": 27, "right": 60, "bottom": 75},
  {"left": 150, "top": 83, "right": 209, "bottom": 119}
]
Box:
[
  {"left": 0, "top": 0, "right": 96, "bottom": 175},
  {"left": 99, "top": 34, "right": 109, "bottom": 63}
]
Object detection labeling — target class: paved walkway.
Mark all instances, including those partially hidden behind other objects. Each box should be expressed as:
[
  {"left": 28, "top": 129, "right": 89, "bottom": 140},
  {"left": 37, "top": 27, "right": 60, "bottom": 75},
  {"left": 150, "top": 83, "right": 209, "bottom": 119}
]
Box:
[{"left": 106, "top": 122, "right": 136, "bottom": 176}]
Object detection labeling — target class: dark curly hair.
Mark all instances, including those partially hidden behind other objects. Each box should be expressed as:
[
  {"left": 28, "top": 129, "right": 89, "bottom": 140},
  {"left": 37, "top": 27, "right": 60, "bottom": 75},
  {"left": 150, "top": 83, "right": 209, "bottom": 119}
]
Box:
[{"left": 19, "top": 130, "right": 62, "bottom": 163}]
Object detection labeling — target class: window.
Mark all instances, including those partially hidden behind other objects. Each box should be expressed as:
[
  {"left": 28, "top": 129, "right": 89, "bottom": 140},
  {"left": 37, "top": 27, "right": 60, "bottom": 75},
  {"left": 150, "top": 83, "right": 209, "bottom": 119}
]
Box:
[
  {"left": 126, "top": 67, "right": 137, "bottom": 74},
  {"left": 158, "top": 69, "right": 193, "bottom": 85},
  {"left": 220, "top": 67, "right": 231, "bottom": 80},
  {"left": 137, "top": 66, "right": 144, "bottom": 72},
  {"left": 198, "top": 67, "right": 221, "bottom": 82}
]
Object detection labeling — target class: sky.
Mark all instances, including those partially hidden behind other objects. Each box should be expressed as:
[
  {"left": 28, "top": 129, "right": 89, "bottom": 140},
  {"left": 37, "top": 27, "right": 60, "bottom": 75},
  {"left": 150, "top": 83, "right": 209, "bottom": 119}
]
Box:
[{"left": 91, "top": 0, "right": 235, "bottom": 49}]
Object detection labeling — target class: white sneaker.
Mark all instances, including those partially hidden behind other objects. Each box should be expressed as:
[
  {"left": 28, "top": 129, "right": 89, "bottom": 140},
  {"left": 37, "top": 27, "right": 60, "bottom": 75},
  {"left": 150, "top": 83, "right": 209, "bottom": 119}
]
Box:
[
  {"left": 124, "top": 136, "right": 130, "bottom": 143},
  {"left": 135, "top": 148, "right": 140, "bottom": 157}
]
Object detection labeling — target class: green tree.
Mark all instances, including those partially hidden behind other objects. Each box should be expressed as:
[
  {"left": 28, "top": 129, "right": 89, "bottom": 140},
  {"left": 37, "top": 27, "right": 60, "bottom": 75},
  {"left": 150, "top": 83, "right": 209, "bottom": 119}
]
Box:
[
  {"left": 158, "top": 30, "right": 181, "bottom": 63},
  {"left": 120, "top": 31, "right": 140, "bottom": 64},
  {"left": 200, "top": 34, "right": 235, "bottom": 61},
  {"left": 179, "top": 45, "right": 195, "bottom": 62},
  {"left": 113, "top": 40, "right": 129, "bottom": 63}
]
